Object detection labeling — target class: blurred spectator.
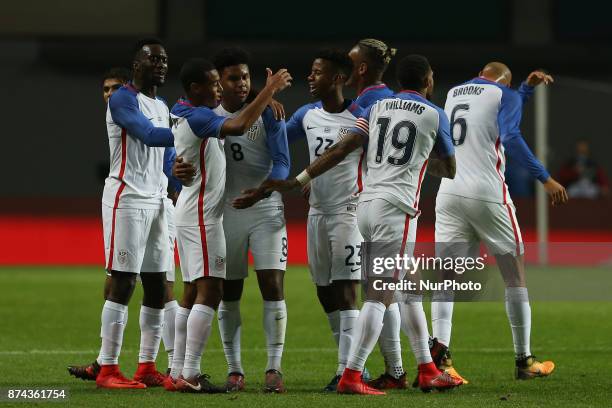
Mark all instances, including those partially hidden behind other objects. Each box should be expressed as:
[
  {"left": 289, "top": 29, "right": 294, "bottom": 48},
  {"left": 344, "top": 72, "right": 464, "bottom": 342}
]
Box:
[{"left": 557, "top": 140, "right": 610, "bottom": 198}]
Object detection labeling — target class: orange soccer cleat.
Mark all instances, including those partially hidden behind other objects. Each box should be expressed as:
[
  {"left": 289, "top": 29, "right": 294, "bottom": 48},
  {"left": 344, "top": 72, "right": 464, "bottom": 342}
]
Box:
[
  {"left": 95, "top": 365, "right": 146, "bottom": 389},
  {"left": 133, "top": 362, "right": 167, "bottom": 387},
  {"left": 515, "top": 356, "right": 555, "bottom": 380},
  {"left": 337, "top": 368, "right": 386, "bottom": 395}
]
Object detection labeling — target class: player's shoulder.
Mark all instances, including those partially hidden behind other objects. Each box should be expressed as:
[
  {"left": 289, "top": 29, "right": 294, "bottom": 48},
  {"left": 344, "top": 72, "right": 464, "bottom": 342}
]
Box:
[
  {"left": 108, "top": 84, "right": 138, "bottom": 108},
  {"left": 293, "top": 101, "right": 322, "bottom": 121}
]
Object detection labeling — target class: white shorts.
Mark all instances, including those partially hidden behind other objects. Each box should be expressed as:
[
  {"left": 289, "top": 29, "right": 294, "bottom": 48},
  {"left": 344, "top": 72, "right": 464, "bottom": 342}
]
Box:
[
  {"left": 102, "top": 204, "right": 170, "bottom": 274},
  {"left": 357, "top": 199, "right": 418, "bottom": 281},
  {"left": 176, "top": 223, "right": 226, "bottom": 282},
  {"left": 435, "top": 194, "right": 524, "bottom": 257},
  {"left": 164, "top": 199, "right": 176, "bottom": 282},
  {"left": 307, "top": 212, "right": 363, "bottom": 286},
  {"left": 223, "top": 205, "right": 287, "bottom": 280}
]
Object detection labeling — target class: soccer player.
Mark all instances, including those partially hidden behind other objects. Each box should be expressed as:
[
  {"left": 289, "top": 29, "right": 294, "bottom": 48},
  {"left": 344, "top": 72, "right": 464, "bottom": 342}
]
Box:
[
  {"left": 95, "top": 38, "right": 177, "bottom": 389},
  {"left": 102, "top": 67, "right": 130, "bottom": 105},
  {"left": 346, "top": 38, "right": 395, "bottom": 109},
  {"left": 165, "top": 58, "right": 292, "bottom": 393},
  {"left": 346, "top": 38, "right": 409, "bottom": 390},
  {"left": 235, "top": 54, "right": 462, "bottom": 395},
  {"left": 432, "top": 62, "right": 567, "bottom": 380},
  {"left": 285, "top": 49, "right": 364, "bottom": 392},
  {"left": 211, "top": 48, "right": 290, "bottom": 393},
  {"left": 68, "top": 66, "right": 183, "bottom": 383}
]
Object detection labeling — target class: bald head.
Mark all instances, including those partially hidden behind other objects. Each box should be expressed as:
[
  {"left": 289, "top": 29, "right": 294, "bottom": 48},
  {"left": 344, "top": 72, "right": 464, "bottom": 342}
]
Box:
[{"left": 479, "top": 62, "right": 512, "bottom": 86}]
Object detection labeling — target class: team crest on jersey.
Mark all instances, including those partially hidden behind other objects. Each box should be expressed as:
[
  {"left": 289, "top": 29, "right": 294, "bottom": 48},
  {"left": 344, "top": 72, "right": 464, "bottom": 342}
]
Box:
[
  {"left": 215, "top": 256, "right": 225, "bottom": 270},
  {"left": 117, "top": 250, "right": 128, "bottom": 265},
  {"left": 247, "top": 123, "right": 260, "bottom": 141}
]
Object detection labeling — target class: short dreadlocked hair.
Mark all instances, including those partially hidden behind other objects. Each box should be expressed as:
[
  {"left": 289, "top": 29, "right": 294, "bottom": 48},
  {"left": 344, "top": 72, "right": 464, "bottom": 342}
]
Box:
[
  {"left": 357, "top": 38, "right": 397, "bottom": 75},
  {"left": 315, "top": 49, "right": 353, "bottom": 77}
]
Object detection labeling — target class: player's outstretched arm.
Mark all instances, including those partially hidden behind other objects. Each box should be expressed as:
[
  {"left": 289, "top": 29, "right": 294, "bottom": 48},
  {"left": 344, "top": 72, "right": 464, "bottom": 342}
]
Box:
[
  {"left": 221, "top": 68, "right": 292, "bottom": 137},
  {"left": 232, "top": 132, "right": 365, "bottom": 209}
]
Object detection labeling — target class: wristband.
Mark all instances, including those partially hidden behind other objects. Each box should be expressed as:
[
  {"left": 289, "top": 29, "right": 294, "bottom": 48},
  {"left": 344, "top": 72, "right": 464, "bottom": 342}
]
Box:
[{"left": 296, "top": 170, "right": 312, "bottom": 186}]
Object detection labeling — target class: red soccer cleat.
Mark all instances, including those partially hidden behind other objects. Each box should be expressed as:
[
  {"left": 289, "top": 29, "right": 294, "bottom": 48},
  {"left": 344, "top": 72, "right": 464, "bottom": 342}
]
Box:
[
  {"left": 163, "top": 375, "right": 180, "bottom": 392},
  {"left": 67, "top": 360, "right": 100, "bottom": 381},
  {"left": 337, "top": 368, "right": 386, "bottom": 395},
  {"left": 416, "top": 362, "right": 462, "bottom": 392},
  {"left": 96, "top": 365, "right": 146, "bottom": 389},
  {"left": 224, "top": 372, "right": 245, "bottom": 392},
  {"left": 133, "top": 362, "right": 167, "bottom": 387}
]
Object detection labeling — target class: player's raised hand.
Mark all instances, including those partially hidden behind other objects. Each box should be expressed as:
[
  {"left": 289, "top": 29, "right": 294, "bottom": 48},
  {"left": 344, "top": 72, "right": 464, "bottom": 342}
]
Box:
[
  {"left": 269, "top": 98, "right": 286, "bottom": 120},
  {"left": 526, "top": 70, "right": 554, "bottom": 87},
  {"left": 543, "top": 177, "right": 568, "bottom": 206},
  {"left": 172, "top": 156, "right": 196, "bottom": 185},
  {"left": 266, "top": 68, "right": 292, "bottom": 93}
]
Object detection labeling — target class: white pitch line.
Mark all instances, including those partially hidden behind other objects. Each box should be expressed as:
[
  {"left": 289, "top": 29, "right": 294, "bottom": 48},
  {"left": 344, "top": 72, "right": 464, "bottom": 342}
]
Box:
[{"left": 1, "top": 346, "right": 612, "bottom": 356}]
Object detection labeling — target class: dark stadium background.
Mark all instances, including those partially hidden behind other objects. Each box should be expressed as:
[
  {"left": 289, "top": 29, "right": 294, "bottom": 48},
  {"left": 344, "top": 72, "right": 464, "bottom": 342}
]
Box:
[{"left": 1, "top": 0, "right": 611, "bottom": 265}]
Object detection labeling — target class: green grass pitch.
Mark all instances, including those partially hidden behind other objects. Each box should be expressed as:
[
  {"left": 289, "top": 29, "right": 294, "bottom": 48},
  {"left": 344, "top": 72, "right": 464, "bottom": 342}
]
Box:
[{"left": 0, "top": 266, "right": 611, "bottom": 407}]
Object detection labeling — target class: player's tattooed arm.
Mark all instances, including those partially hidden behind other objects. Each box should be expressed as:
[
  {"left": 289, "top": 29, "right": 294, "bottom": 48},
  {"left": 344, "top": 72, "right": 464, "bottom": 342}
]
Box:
[
  {"left": 426, "top": 152, "right": 456, "bottom": 179},
  {"left": 233, "top": 132, "right": 365, "bottom": 209}
]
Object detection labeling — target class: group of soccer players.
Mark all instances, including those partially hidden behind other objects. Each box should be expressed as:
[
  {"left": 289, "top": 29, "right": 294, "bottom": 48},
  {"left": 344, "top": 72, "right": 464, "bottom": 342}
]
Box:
[{"left": 68, "top": 36, "right": 568, "bottom": 395}]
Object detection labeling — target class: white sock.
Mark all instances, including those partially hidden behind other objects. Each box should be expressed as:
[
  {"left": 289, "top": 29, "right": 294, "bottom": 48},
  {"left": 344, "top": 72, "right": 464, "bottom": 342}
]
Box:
[
  {"left": 505, "top": 287, "right": 531, "bottom": 359},
  {"left": 346, "top": 301, "right": 386, "bottom": 372},
  {"left": 379, "top": 303, "right": 404, "bottom": 379},
  {"left": 263, "top": 300, "right": 287, "bottom": 372},
  {"left": 218, "top": 300, "right": 243, "bottom": 374},
  {"left": 170, "top": 306, "right": 190, "bottom": 379},
  {"left": 182, "top": 304, "right": 215, "bottom": 379},
  {"left": 138, "top": 305, "right": 164, "bottom": 364},
  {"left": 431, "top": 290, "right": 454, "bottom": 347},
  {"left": 99, "top": 300, "right": 128, "bottom": 365},
  {"left": 327, "top": 310, "right": 340, "bottom": 345},
  {"left": 162, "top": 300, "right": 178, "bottom": 369},
  {"left": 337, "top": 309, "right": 359, "bottom": 375},
  {"left": 400, "top": 295, "right": 432, "bottom": 364},
  {"left": 98, "top": 306, "right": 127, "bottom": 365}
]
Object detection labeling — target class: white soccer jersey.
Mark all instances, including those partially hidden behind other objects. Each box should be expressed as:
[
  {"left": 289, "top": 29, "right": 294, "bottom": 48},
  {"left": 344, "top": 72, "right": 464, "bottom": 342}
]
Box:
[
  {"left": 439, "top": 77, "right": 550, "bottom": 204},
  {"left": 214, "top": 104, "right": 289, "bottom": 209},
  {"left": 286, "top": 101, "right": 365, "bottom": 215},
  {"left": 352, "top": 91, "right": 454, "bottom": 216},
  {"left": 171, "top": 98, "right": 228, "bottom": 227},
  {"left": 103, "top": 84, "right": 173, "bottom": 210}
]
